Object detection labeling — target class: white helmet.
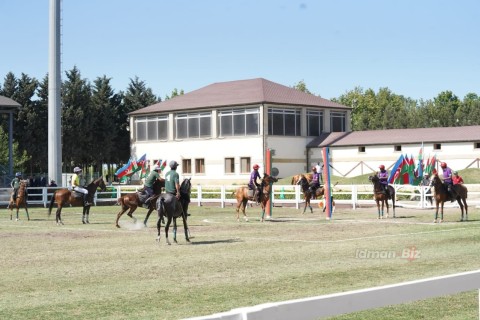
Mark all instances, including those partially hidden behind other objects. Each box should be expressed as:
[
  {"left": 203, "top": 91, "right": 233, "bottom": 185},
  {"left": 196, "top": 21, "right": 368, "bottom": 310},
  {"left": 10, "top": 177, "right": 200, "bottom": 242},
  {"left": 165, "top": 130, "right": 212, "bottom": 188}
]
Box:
[
  {"left": 73, "top": 167, "right": 82, "bottom": 173},
  {"left": 15, "top": 172, "right": 22, "bottom": 177},
  {"left": 152, "top": 165, "right": 160, "bottom": 171}
]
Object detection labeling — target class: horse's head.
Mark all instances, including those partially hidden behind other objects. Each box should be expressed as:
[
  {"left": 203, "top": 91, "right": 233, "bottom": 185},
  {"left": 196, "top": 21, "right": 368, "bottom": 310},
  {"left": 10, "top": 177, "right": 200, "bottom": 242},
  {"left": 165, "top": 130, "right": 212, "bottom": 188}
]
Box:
[
  {"left": 262, "top": 173, "right": 278, "bottom": 185},
  {"left": 369, "top": 174, "right": 379, "bottom": 184},
  {"left": 429, "top": 173, "right": 440, "bottom": 188},
  {"left": 297, "top": 175, "right": 310, "bottom": 191},
  {"left": 95, "top": 176, "right": 107, "bottom": 192},
  {"left": 154, "top": 178, "right": 165, "bottom": 194},
  {"left": 180, "top": 178, "right": 192, "bottom": 195}
]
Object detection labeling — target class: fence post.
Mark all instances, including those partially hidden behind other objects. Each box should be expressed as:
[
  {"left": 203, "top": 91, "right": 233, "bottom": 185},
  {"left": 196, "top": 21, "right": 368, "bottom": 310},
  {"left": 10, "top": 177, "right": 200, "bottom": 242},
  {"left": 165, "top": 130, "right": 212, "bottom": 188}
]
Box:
[
  {"left": 221, "top": 185, "right": 225, "bottom": 208},
  {"left": 352, "top": 185, "right": 357, "bottom": 210},
  {"left": 197, "top": 185, "right": 202, "bottom": 207}
]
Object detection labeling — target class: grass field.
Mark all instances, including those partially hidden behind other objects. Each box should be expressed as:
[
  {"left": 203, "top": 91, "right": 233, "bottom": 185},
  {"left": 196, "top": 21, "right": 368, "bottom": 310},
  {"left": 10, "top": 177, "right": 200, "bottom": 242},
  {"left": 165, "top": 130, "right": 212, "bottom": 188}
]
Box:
[{"left": 1, "top": 203, "right": 479, "bottom": 320}]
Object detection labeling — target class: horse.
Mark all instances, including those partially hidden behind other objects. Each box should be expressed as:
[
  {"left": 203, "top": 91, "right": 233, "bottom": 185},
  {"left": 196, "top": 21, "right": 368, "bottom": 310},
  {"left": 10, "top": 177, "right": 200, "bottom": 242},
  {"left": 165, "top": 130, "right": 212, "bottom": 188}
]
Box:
[
  {"left": 369, "top": 174, "right": 396, "bottom": 219},
  {"left": 115, "top": 178, "right": 165, "bottom": 228},
  {"left": 8, "top": 180, "right": 30, "bottom": 221},
  {"left": 234, "top": 173, "right": 278, "bottom": 222},
  {"left": 156, "top": 178, "right": 192, "bottom": 245},
  {"left": 48, "top": 177, "right": 107, "bottom": 225},
  {"left": 297, "top": 175, "right": 325, "bottom": 214},
  {"left": 291, "top": 173, "right": 312, "bottom": 185},
  {"left": 429, "top": 173, "right": 468, "bottom": 223}
]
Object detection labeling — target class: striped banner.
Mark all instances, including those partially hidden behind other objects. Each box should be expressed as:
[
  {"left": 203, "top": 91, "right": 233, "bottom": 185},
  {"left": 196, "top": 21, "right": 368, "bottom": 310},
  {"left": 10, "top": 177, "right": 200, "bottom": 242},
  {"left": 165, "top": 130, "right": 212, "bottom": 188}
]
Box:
[{"left": 321, "top": 147, "right": 333, "bottom": 219}]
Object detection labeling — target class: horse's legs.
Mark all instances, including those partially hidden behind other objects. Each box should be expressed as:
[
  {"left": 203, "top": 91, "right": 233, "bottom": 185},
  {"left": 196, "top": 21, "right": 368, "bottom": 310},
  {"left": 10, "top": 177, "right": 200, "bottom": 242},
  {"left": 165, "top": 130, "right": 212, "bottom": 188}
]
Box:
[
  {"left": 156, "top": 215, "right": 162, "bottom": 242},
  {"left": 85, "top": 207, "right": 91, "bottom": 224},
  {"left": 173, "top": 217, "right": 178, "bottom": 243},
  {"left": 182, "top": 212, "right": 190, "bottom": 242},
  {"left": 376, "top": 201, "right": 381, "bottom": 219},
  {"left": 385, "top": 200, "right": 389, "bottom": 219},
  {"left": 440, "top": 203, "right": 444, "bottom": 222},
  {"left": 238, "top": 199, "right": 248, "bottom": 222},
  {"left": 82, "top": 206, "right": 87, "bottom": 224},
  {"left": 165, "top": 216, "right": 173, "bottom": 245},
  {"left": 144, "top": 208, "right": 154, "bottom": 227},
  {"left": 434, "top": 202, "right": 439, "bottom": 223},
  {"left": 56, "top": 207, "right": 63, "bottom": 225},
  {"left": 24, "top": 203, "right": 30, "bottom": 221},
  {"left": 115, "top": 206, "right": 128, "bottom": 228}
]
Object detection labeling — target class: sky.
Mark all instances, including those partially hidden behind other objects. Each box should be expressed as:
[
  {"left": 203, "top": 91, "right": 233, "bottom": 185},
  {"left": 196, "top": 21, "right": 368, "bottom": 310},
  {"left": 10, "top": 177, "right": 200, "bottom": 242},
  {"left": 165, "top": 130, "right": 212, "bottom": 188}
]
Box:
[{"left": 1, "top": 0, "right": 479, "bottom": 101}]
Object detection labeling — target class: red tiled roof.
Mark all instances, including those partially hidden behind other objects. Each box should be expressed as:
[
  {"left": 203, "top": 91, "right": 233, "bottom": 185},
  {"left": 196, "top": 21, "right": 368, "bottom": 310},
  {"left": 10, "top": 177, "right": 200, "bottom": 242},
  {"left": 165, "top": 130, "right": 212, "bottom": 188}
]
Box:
[
  {"left": 130, "top": 78, "right": 349, "bottom": 115},
  {"left": 308, "top": 126, "right": 480, "bottom": 147}
]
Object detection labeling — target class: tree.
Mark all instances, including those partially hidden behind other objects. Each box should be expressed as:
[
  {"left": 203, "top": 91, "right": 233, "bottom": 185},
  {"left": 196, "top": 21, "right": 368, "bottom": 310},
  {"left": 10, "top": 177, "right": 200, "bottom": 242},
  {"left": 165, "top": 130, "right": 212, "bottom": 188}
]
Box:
[
  {"left": 165, "top": 88, "right": 183, "bottom": 100},
  {"left": 61, "top": 66, "right": 93, "bottom": 168},
  {"left": 292, "top": 80, "right": 312, "bottom": 94},
  {"left": 90, "top": 76, "right": 121, "bottom": 170}
]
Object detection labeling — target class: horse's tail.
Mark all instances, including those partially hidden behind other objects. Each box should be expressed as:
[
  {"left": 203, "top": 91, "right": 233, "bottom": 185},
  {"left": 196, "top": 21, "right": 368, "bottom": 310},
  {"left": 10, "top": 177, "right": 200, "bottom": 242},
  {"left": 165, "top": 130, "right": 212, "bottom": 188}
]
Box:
[{"left": 48, "top": 191, "right": 56, "bottom": 216}]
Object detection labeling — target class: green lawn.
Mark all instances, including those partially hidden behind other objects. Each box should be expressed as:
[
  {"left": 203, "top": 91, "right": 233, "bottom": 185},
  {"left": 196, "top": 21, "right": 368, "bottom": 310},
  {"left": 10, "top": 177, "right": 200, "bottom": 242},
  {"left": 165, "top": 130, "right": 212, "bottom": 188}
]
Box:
[{"left": 1, "top": 204, "right": 479, "bottom": 319}]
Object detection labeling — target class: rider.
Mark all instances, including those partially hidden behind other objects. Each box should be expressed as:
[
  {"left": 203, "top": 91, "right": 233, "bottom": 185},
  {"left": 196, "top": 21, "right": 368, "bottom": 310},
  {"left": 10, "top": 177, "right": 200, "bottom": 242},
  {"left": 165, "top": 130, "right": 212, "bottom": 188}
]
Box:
[
  {"left": 10, "top": 172, "right": 22, "bottom": 202},
  {"left": 378, "top": 165, "right": 390, "bottom": 198},
  {"left": 440, "top": 162, "right": 456, "bottom": 202},
  {"left": 71, "top": 167, "right": 91, "bottom": 206},
  {"left": 144, "top": 164, "right": 162, "bottom": 207},
  {"left": 452, "top": 171, "right": 464, "bottom": 185},
  {"left": 248, "top": 164, "right": 262, "bottom": 203},
  {"left": 165, "top": 160, "right": 181, "bottom": 199},
  {"left": 309, "top": 166, "right": 321, "bottom": 199}
]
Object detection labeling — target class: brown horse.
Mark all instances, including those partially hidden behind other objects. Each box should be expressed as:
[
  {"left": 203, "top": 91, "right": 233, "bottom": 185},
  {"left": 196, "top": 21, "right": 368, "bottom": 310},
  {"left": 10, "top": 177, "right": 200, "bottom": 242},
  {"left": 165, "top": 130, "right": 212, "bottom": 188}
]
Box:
[
  {"left": 429, "top": 173, "right": 468, "bottom": 223},
  {"left": 8, "top": 180, "right": 30, "bottom": 221},
  {"left": 291, "top": 173, "right": 312, "bottom": 185},
  {"left": 297, "top": 175, "right": 325, "bottom": 214},
  {"left": 156, "top": 178, "right": 192, "bottom": 245},
  {"left": 369, "top": 174, "right": 396, "bottom": 219},
  {"left": 115, "top": 178, "right": 165, "bottom": 228},
  {"left": 48, "top": 177, "right": 107, "bottom": 225},
  {"left": 234, "top": 173, "right": 278, "bottom": 222}
]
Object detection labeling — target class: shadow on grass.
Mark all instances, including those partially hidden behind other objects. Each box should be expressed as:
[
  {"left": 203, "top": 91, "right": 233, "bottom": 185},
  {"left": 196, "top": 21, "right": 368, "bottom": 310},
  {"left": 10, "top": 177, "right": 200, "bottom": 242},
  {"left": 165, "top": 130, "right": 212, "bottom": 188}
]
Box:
[{"left": 191, "top": 238, "right": 242, "bottom": 245}]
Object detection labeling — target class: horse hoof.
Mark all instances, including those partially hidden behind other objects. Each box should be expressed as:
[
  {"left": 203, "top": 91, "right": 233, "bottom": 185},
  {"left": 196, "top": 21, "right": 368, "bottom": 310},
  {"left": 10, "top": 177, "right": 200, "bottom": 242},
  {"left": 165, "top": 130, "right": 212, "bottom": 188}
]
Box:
[
  {"left": 82, "top": 221, "right": 86, "bottom": 224},
  {"left": 156, "top": 236, "right": 161, "bottom": 242},
  {"left": 433, "top": 219, "right": 437, "bottom": 223},
  {"left": 15, "top": 218, "right": 19, "bottom": 221},
  {"left": 440, "top": 220, "right": 444, "bottom": 223}
]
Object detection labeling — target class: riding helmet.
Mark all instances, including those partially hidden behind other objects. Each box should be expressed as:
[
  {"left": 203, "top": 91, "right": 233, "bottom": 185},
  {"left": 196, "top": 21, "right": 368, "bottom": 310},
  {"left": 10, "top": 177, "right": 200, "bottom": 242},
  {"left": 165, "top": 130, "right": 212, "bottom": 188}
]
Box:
[
  {"left": 440, "top": 162, "right": 447, "bottom": 168},
  {"left": 169, "top": 160, "right": 179, "bottom": 169},
  {"left": 15, "top": 172, "right": 21, "bottom": 177},
  {"left": 73, "top": 167, "right": 82, "bottom": 173},
  {"left": 152, "top": 165, "right": 160, "bottom": 171},
  {"left": 253, "top": 164, "right": 260, "bottom": 170},
  {"left": 379, "top": 165, "right": 385, "bottom": 170}
]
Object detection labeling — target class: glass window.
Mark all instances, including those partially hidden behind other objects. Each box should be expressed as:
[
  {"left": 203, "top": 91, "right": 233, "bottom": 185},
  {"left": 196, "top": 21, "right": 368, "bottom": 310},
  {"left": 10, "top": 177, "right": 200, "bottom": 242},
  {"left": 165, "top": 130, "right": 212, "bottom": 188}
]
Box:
[
  {"left": 268, "top": 108, "right": 301, "bottom": 136},
  {"left": 331, "top": 111, "right": 346, "bottom": 132},
  {"left": 225, "top": 158, "right": 235, "bottom": 174},
  {"left": 307, "top": 109, "right": 324, "bottom": 136},
  {"left": 175, "top": 112, "right": 211, "bottom": 139},
  {"left": 218, "top": 108, "right": 259, "bottom": 137},
  {"left": 240, "top": 157, "right": 251, "bottom": 173},
  {"left": 182, "top": 159, "right": 192, "bottom": 174},
  {"left": 195, "top": 158, "right": 205, "bottom": 174},
  {"left": 134, "top": 115, "right": 168, "bottom": 141}
]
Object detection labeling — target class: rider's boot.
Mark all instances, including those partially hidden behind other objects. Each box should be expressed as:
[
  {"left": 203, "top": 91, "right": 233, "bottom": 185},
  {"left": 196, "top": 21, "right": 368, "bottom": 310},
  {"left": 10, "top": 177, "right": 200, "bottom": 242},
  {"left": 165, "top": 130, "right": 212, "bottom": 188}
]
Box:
[{"left": 144, "top": 197, "right": 152, "bottom": 208}]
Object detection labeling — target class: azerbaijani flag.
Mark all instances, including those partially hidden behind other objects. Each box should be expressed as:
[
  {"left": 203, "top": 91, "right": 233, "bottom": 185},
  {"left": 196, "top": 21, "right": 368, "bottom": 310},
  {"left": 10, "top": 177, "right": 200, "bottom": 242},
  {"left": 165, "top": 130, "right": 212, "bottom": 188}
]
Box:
[
  {"left": 115, "top": 159, "right": 134, "bottom": 178},
  {"left": 388, "top": 154, "right": 404, "bottom": 183}
]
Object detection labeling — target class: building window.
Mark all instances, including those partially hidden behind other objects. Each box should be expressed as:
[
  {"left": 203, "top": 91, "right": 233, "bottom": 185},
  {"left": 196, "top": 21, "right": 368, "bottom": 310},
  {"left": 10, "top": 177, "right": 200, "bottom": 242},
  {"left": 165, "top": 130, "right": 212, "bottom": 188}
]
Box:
[
  {"left": 268, "top": 108, "right": 301, "bottom": 136},
  {"left": 240, "top": 157, "right": 251, "bottom": 173},
  {"left": 195, "top": 158, "right": 205, "bottom": 174},
  {"left": 475, "top": 142, "right": 480, "bottom": 149},
  {"left": 434, "top": 143, "right": 442, "bottom": 150},
  {"left": 218, "top": 108, "right": 260, "bottom": 136},
  {"left": 331, "top": 111, "right": 346, "bottom": 132},
  {"left": 394, "top": 145, "right": 402, "bottom": 152},
  {"left": 225, "top": 158, "right": 235, "bottom": 174},
  {"left": 182, "top": 159, "right": 192, "bottom": 174},
  {"left": 134, "top": 115, "right": 168, "bottom": 141},
  {"left": 358, "top": 146, "right": 365, "bottom": 153},
  {"left": 306, "top": 109, "right": 324, "bottom": 136},
  {"left": 175, "top": 112, "right": 211, "bottom": 139}
]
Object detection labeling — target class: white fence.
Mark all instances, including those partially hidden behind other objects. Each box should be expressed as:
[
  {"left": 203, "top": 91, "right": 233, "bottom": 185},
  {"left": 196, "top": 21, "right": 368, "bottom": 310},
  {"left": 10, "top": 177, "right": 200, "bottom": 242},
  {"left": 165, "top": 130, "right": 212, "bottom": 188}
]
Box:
[
  {"left": 1, "top": 184, "right": 479, "bottom": 209},
  {"left": 185, "top": 270, "right": 480, "bottom": 320}
]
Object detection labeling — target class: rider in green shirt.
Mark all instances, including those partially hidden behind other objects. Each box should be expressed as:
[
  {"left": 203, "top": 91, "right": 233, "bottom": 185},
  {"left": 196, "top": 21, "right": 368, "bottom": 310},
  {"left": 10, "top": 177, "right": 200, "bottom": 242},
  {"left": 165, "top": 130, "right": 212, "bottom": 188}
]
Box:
[
  {"left": 10, "top": 172, "right": 22, "bottom": 201},
  {"left": 165, "top": 160, "right": 180, "bottom": 199},
  {"left": 144, "top": 165, "right": 162, "bottom": 206}
]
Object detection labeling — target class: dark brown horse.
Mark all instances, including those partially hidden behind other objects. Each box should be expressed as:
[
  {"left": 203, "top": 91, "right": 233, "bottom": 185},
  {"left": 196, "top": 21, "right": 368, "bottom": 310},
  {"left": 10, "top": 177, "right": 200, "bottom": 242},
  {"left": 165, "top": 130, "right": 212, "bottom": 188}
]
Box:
[
  {"left": 8, "top": 180, "right": 30, "bottom": 221},
  {"left": 234, "top": 173, "right": 278, "bottom": 222},
  {"left": 156, "top": 178, "right": 192, "bottom": 245},
  {"left": 429, "top": 173, "right": 468, "bottom": 223},
  {"left": 369, "top": 174, "right": 396, "bottom": 219},
  {"left": 297, "top": 175, "right": 325, "bottom": 214},
  {"left": 115, "top": 178, "right": 165, "bottom": 228},
  {"left": 48, "top": 177, "right": 107, "bottom": 225}
]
